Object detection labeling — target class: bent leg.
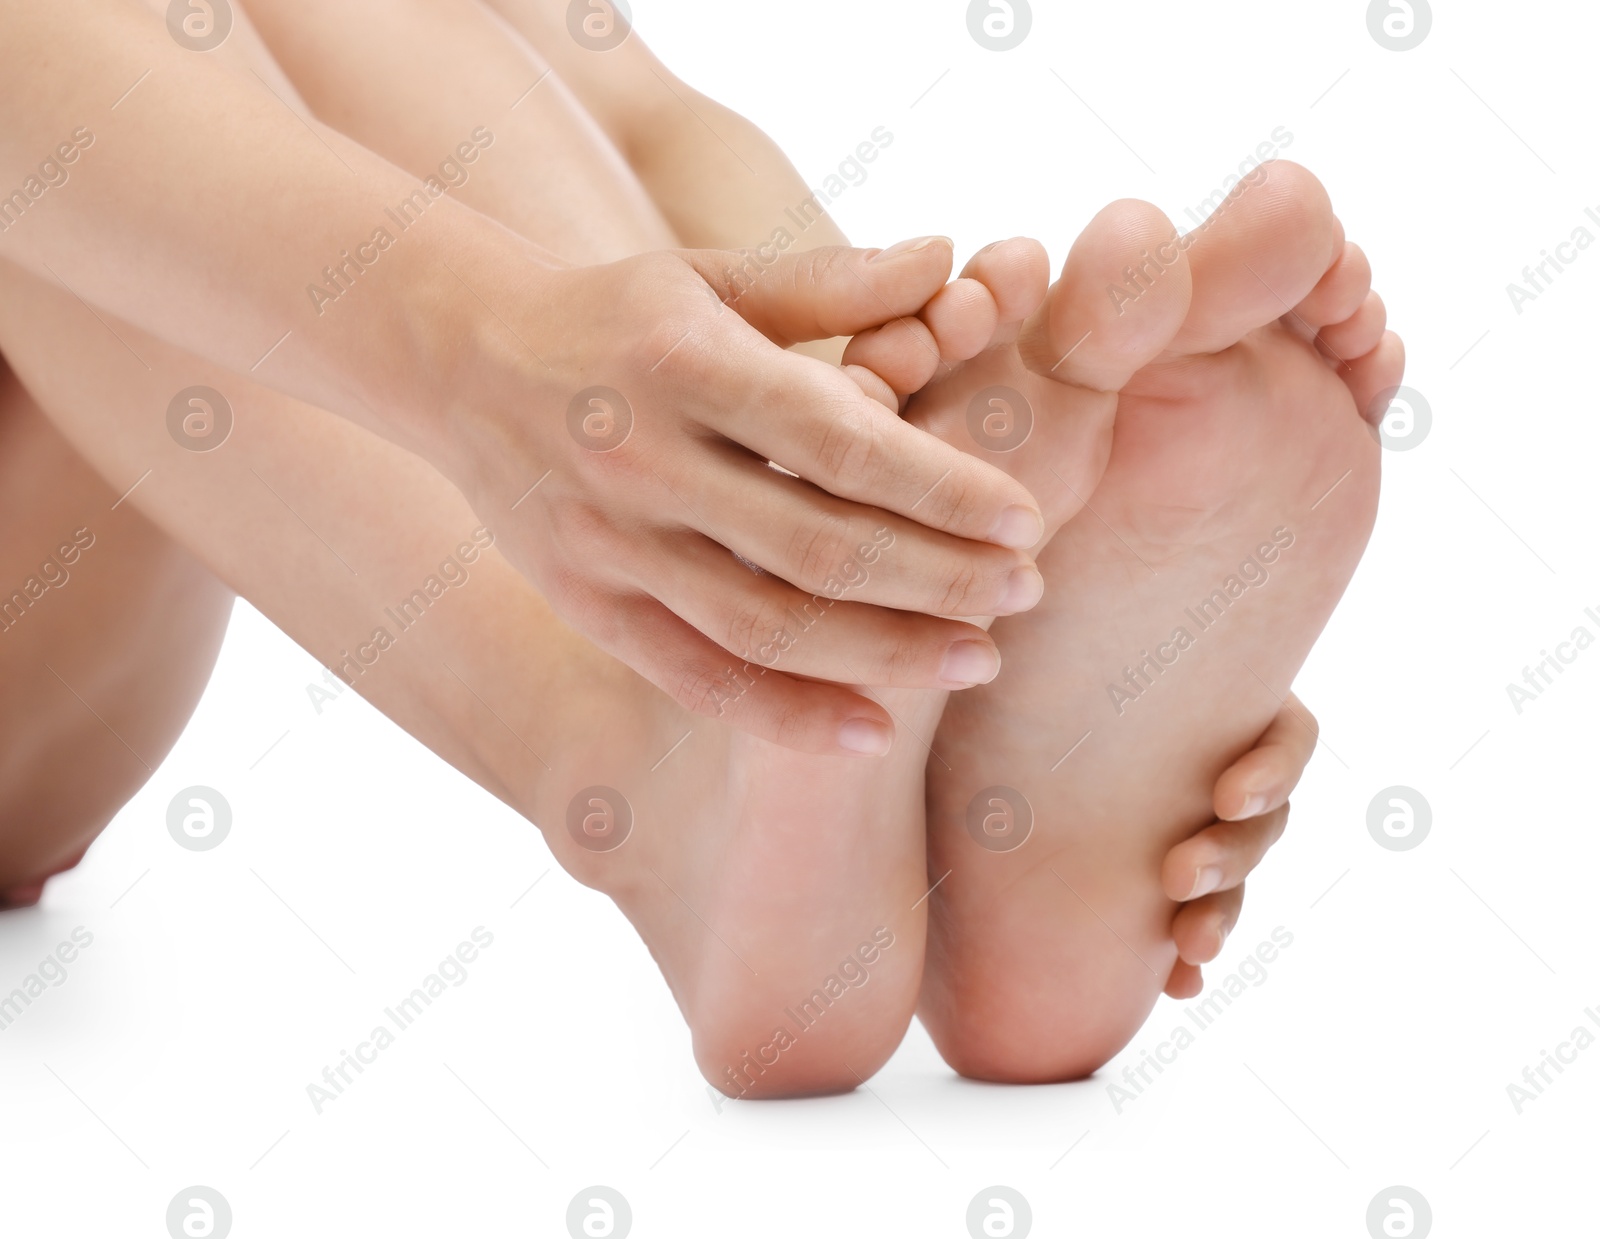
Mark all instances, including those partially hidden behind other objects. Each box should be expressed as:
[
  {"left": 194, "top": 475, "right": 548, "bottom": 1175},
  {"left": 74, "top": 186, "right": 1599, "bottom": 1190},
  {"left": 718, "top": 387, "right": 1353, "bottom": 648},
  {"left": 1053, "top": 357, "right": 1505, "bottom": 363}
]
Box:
[{"left": 0, "top": 360, "right": 232, "bottom": 904}]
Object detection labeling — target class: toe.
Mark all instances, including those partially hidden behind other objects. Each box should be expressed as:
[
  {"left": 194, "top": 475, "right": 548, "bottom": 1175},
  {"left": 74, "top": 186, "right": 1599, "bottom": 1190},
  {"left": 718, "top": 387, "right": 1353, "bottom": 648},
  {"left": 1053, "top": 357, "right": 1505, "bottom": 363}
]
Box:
[
  {"left": 1316, "top": 290, "right": 1388, "bottom": 367},
  {"left": 1017, "top": 197, "right": 1193, "bottom": 392},
  {"left": 1345, "top": 330, "right": 1408, "bottom": 425},
  {"left": 959, "top": 237, "right": 1051, "bottom": 325},
  {"left": 840, "top": 363, "right": 899, "bottom": 410},
  {"left": 1291, "top": 241, "right": 1373, "bottom": 337},
  {"left": 920, "top": 277, "right": 1001, "bottom": 364},
  {"left": 1170, "top": 160, "right": 1338, "bottom": 355}
]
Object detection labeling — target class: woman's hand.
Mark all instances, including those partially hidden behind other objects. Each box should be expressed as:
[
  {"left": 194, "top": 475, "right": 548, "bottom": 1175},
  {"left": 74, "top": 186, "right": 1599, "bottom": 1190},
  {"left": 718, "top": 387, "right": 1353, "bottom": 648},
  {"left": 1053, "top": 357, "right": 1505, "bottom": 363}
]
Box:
[
  {"left": 1160, "top": 695, "right": 1319, "bottom": 997},
  {"left": 449, "top": 239, "right": 1049, "bottom": 756}
]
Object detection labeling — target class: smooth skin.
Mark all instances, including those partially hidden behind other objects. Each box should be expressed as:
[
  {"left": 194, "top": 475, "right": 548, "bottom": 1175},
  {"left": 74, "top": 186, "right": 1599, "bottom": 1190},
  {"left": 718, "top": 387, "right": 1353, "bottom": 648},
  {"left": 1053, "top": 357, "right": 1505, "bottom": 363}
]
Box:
[
  {"left": 0, "top": 0, "right": 1050, "bottom": 755},
  {"left": 0, "top": 0, "right": 1324, "bottom": 1090}
]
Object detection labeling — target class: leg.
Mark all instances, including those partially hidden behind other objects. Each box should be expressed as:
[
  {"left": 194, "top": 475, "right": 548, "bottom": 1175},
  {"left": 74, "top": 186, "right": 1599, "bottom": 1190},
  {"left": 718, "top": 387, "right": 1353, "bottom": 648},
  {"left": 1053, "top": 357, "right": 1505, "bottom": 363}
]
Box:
[
  {"left": 0, "top": 361, "right": 233, "bottom": 905},
  {"left": 0, "top": 4, "right": 941, "bottom": 1095}
]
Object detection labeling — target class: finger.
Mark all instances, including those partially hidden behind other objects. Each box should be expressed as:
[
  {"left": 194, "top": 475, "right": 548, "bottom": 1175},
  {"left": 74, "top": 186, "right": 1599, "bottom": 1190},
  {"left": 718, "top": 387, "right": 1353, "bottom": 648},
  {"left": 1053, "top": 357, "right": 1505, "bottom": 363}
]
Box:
[
  {"left": 649, "top": 531, "right": 1005, "bottom": 689},
  {"left": 697, "top": 354, "right": 1046, "bottom": 550},
  {"left": 1165, "top": 960, "right": 1205, "bottom": 1000},
  {"left": 1162, "top": 804, "right": 1290, "bottom": 902},
  {"left": 682, "top": 238, "right": 955, "bottom": 347},
  {"left": 578, "top": 588, "right": 900, "bottom": 756},
  {"left": 1173, "top": 885, "right": 1246, "bottom": 966},
  {"left": 1212, "top": 693, "right": 1319, "bottom": 821},
  {"left": 667, "top": 445, "right": 1045, "bottom": 617}
]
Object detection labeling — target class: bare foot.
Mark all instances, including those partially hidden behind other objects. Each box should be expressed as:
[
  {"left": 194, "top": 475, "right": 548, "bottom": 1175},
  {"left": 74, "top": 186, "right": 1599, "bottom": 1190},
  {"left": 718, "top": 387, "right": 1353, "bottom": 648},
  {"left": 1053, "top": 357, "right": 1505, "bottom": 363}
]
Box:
[{"left": 904, "top": 161, "right": 1402, "bottom": 1081}]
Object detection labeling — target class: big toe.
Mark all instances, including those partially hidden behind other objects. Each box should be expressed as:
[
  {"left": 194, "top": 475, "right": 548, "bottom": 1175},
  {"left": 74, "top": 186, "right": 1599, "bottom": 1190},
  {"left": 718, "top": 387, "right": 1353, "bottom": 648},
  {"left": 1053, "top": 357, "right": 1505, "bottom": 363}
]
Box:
[
  {"left": 1018, "top": 198, "right": 1194, "bottom": 392},
  {"left": 1169, "top": 159, "right": 1339, "bottom": 356}
]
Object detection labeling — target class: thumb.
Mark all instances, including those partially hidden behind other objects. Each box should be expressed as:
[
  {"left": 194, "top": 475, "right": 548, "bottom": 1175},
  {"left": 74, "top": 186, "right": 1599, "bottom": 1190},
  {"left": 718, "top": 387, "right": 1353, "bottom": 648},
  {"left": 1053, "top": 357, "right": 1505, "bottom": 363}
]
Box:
[{"left": 680, "top": 237, "right": 954, "bottom": 347}]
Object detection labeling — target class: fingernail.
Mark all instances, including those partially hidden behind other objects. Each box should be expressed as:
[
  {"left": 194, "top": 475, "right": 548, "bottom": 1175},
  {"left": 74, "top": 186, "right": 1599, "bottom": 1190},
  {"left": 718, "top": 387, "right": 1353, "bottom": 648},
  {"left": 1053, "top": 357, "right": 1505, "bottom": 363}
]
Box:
[
  {"left": 998, "top": 566, "right": 1044, "bottom": 614},
  {"left": 868, "top": 236, "right": 948, "bottom": 263},
  {"left": 940, "top": 640, "right": 1001, "bottom": 687},
  {"left": 1210, "top": 926, "right": 1227, "bottom": 958},
  {"left": 989, "top": 505, "right": 1044, "bottom": 550},
  {"left": 1235, "top": 793, "right": 1269, "bottom": 821},
  {"left": 1188, "top": 866, "right": 1223, "bottom": 900},
  {"left": 838, "top": 718, "right": 893, "bottom": 756}
]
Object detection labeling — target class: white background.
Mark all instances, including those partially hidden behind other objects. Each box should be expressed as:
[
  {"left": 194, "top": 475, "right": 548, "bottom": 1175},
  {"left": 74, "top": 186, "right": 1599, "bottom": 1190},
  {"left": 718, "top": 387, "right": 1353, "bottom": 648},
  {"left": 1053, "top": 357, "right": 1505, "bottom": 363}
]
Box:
[{"left": 5, "top": 0, "right": 1598, "bottom": 1235}]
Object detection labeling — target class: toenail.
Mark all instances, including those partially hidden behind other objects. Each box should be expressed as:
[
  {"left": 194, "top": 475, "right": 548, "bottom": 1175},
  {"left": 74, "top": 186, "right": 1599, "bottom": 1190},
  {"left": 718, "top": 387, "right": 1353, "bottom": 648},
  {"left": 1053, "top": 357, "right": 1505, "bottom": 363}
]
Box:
[
  {"left": 940, "top": 640, "right": 1001, "bottom": 687},
  {"left": 868, "top": 235, "right": 948, "bottom": 263},
  {"left": 988, "top": 505, "right": 1044, "bottom": 550},
  {"left": 998, "top": 566, "right": 1045, "bottom": 614},
  {"left": 1188, "top": 866, "right": 1223, "bottom": 900},
  {"left": 838, "top": 718, "right": 894, "bottom": 756}
]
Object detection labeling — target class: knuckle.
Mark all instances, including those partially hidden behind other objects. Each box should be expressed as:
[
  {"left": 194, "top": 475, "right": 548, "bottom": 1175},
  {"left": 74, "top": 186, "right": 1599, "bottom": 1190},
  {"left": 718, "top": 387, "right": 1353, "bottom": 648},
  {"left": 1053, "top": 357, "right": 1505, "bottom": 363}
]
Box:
[
  {"left": 671, "top": 662, "right": 741, "bottom": 721},
  {"left": 809, "top": 402, "right": 885, "bottom": 483},
  {"left": 934, "top": 560, "right": 986, "bottom": 615},
  {"left": 786, "top": 512, "right": 857, "bottom": 591},
  {"left": 879, "top": 619, "right": 936, "bottom": 683},
  {"left": 722, "top": 595, "right": 779, "bottom": 665},
  {"left": 767, "top": 694, "right": 816, "bottom": 750}
]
